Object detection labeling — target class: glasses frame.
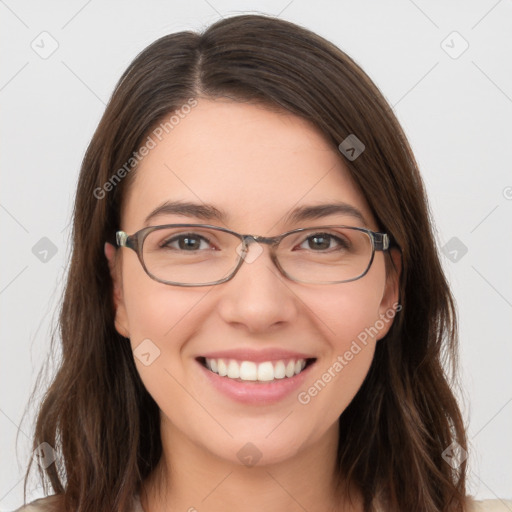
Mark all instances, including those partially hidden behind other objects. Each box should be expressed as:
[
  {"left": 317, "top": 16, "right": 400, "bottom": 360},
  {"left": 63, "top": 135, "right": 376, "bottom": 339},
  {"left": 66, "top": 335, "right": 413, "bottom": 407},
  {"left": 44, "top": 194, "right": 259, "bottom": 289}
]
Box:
[{"left": 116, "top": 223, "right": 390, "bottom": 287}]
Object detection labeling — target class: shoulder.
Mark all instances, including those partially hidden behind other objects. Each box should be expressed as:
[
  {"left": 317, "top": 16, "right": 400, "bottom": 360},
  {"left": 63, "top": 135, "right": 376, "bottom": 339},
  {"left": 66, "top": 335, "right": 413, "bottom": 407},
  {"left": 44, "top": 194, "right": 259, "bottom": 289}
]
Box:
[
  {"left": 18, "top": 495, "right": 511, "bottom": 512},
  {"left": 13, "top": 493, "right": 143, "bottom": 512},
  {"left": 12, "top": 495, "right": 63, "bottom": 512},
  {"left": 466, "top": 498, "right": 512, "bottom": 511}
]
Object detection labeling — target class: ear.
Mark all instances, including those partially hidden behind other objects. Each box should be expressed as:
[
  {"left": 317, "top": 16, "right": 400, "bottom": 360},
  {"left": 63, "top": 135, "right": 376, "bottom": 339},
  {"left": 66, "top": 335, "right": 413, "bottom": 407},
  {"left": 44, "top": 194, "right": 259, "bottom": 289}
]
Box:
[
  {"left": 376, "top": 248, "right": 402, "bottom": 339},
  {"left": 104, "top": 242, "right": 130, "bottom": 338}
]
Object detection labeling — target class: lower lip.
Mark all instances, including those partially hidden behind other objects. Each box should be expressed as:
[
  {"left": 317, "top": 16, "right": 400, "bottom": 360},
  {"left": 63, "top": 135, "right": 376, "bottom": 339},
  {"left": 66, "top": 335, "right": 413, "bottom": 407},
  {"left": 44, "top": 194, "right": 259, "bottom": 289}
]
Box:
[{"left": 196, "top": 359, "right": 316, "bottom": 405}]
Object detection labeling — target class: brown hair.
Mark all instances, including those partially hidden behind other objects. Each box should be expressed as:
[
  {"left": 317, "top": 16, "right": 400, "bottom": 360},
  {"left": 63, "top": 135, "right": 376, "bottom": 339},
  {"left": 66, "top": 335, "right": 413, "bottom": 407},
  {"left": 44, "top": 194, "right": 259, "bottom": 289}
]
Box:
[{"left": 21, "top": 14, "right": 467, "bottom": 512}]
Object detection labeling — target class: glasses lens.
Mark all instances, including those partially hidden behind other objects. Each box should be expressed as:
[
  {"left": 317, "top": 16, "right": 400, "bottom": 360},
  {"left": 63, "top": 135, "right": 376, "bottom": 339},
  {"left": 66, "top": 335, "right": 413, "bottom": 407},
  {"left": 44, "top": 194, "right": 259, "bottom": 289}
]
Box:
[
  {"left": 142, "top": 226, "right": 241, "bottom": 285},
  {"left": 276, "top": 227, "right": 373, "bottom": 284}
]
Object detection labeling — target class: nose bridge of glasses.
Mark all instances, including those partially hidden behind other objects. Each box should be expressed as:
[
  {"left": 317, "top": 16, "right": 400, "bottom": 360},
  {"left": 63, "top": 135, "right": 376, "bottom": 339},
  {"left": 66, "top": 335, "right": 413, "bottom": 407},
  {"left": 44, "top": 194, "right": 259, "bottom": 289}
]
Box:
[
  {"left": 245, "top": 234, "right": 279, "bottom": 245},
  {"left": 239, "top": 234, "right": 280, "bottom": 253},
  {"left": 235, "top": 234, "right": 281, "bottom": 267}
]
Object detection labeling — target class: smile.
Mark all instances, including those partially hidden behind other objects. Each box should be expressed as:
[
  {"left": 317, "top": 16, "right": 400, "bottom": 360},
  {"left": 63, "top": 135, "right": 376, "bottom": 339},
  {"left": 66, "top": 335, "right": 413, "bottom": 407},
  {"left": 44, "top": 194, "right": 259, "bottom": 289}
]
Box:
[
  {"left": 195, "top": 348, "right": 318, "bottom": 404},
  {"left": 198, "top": 357, "right": 316, "bottom": 382}
]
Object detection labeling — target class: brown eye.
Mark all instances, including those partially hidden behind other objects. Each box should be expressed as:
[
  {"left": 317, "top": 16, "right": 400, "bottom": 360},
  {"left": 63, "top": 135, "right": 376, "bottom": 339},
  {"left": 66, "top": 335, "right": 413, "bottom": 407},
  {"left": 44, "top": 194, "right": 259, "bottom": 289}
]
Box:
[
  {"left": 161, "top": 233, "right": 211, "bottom": 251},
  {"left": 299, "top": 233, "right": 350, "bottom": 251}
]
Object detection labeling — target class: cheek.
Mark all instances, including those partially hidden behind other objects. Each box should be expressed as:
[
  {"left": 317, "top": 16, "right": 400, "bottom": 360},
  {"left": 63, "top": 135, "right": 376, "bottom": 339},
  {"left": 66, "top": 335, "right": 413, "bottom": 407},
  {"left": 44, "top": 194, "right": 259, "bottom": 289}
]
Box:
[
  {"left": 120, "top": 260, "right": 208, "bottom": 376},
  {"left": 121, "top": 276, "right": 208, "bottom": 416},
  {"left": 307, "top": 276, "right": 386, "bottom": 349},
  {"left": 121, "top": 253, "right": 204, "bottom": 339},
  {"left": 295, "top": 273, "right": 387, "bottom": 415}
]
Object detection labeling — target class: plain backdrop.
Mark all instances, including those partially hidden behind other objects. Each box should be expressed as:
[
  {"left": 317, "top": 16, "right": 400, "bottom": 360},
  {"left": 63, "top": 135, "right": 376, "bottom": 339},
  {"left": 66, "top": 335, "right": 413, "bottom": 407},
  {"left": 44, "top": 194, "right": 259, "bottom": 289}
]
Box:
[{"left": 1, "top": 0, "right": 511, "bottom": 509}]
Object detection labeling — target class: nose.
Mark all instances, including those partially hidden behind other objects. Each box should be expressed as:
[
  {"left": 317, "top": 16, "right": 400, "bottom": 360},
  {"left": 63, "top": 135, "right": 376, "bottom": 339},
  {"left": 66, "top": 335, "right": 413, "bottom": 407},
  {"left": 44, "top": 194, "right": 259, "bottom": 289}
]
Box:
[{"left": 215, "top": 241, "right": 299, "bottom": 333}]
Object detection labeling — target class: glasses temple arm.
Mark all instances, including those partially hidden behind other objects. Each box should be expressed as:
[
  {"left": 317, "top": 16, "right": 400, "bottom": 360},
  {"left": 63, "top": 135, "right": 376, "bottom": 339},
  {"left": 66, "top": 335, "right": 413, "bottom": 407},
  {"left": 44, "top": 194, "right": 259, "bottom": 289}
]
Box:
[{"left": 373, "top": 233, "right": 390, "bottom": 251}]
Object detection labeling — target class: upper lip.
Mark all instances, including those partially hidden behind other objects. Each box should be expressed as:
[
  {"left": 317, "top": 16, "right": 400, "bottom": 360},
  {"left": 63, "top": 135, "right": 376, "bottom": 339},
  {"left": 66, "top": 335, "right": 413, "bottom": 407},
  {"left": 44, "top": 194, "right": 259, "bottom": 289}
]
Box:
[{"left": 197, "top": 348, "right": 317, "bottom": 363}]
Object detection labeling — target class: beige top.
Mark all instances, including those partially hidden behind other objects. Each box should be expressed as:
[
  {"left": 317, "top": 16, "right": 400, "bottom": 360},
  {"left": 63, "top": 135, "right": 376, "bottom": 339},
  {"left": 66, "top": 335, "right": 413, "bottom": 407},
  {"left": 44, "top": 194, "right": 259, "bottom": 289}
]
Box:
[
  {"left": 12, "top": 494, "right": 512, "bottom": 511},
  {"left": 11, "top": 494, "right": 143, "bottom": 512}
]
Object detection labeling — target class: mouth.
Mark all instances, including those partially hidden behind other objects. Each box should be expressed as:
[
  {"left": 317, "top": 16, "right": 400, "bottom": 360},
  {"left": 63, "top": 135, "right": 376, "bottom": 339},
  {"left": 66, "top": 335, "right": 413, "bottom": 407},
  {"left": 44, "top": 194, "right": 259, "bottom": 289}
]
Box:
[{"left": 196, "top": 356, "right": 317, "bottom": 383}]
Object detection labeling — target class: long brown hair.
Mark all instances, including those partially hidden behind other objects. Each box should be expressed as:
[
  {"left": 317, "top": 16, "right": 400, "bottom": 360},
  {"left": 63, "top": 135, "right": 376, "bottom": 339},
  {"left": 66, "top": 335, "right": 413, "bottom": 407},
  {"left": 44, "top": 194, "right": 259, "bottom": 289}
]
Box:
[{"left": 21, "top": 14, "right": 467, "bottom": 512}]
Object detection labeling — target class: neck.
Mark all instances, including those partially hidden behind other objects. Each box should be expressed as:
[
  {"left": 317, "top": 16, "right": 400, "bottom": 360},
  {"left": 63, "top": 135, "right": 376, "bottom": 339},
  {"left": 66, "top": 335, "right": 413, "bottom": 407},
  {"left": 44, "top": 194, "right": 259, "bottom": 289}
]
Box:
[{"left": 140, "top": 416, "right": 362, "bottom": 512}]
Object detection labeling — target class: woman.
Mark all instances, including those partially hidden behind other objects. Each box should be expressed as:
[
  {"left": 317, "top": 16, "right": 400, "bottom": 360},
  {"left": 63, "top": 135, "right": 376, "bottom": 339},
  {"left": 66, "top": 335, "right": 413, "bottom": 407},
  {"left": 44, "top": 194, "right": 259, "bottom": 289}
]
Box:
[{"left": 15, "top": 14, "right": 510, "bottom": 512}]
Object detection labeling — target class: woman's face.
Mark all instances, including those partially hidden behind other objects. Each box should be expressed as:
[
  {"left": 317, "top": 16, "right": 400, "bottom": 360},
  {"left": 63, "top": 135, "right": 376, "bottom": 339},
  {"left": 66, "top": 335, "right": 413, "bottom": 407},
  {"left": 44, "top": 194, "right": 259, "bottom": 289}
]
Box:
[{"left": 107, "top": 98, "right": 399, "bottom": 467}]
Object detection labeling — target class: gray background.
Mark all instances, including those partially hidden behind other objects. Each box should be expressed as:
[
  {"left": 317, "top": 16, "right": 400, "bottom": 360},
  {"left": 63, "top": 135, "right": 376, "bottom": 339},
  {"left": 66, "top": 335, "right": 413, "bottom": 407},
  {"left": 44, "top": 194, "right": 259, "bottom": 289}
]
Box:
[{"left": 1, "top": 0, "right": 511, "bottom": 509}]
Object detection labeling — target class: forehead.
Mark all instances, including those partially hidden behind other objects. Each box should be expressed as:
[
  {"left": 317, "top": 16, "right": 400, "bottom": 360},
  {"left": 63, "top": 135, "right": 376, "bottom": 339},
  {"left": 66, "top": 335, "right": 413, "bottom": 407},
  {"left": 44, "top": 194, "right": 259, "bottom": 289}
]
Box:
[{"left": 122, "top": 98, "right": 375, "bottom": 232}]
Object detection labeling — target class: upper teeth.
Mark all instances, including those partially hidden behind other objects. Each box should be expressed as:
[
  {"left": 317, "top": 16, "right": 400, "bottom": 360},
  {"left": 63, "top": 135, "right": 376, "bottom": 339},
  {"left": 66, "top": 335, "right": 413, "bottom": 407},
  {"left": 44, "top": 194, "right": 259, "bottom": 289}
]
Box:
[{"left": 205, "top": 358, "right": 307, "bottom": 381}]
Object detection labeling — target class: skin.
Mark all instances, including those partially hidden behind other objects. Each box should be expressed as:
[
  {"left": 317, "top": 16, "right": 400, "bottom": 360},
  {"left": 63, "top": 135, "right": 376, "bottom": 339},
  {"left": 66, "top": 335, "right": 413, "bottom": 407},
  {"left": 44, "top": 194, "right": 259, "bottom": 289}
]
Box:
[{"left": 105, "top": 98, "right": 401, "bottom": 512}]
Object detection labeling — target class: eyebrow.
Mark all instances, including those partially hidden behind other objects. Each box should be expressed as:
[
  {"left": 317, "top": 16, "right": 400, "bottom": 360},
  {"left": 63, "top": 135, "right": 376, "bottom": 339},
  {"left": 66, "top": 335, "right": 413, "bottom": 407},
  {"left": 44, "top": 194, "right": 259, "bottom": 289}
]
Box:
[
  {"left": 143, "top": 200, "right": 368, "bottom": 227},
  {"left": 283, "top": 202, "right": 368, "bottom": 226},
  {"left": 144, "top": 201, "right": 228, "bottom": 226}
]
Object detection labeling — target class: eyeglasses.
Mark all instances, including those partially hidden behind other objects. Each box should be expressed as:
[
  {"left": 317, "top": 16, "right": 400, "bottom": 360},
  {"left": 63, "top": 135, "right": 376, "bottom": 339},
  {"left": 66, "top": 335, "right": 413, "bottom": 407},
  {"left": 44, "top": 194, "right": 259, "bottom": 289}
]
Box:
[{"left": 115, "top": 224, "right": 390, "bottom": 287}]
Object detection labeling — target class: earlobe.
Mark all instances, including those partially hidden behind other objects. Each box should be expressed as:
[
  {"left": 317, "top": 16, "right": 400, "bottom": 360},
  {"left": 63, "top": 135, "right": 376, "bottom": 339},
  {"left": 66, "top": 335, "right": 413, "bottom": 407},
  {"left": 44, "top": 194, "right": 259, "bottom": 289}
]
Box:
[{"left": 104, "top": 242, "right": 130, "bottom": 338}]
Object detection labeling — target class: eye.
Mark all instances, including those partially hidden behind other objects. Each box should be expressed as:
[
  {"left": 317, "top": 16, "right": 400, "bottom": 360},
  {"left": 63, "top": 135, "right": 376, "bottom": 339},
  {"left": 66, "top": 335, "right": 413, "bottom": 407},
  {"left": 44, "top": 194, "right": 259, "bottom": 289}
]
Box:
[
  {"left": 298, "top": 232, "right": 350, "bottom": 251},
  {"left": 161, "top": 233, "right": 213, "bottom": 251}
]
